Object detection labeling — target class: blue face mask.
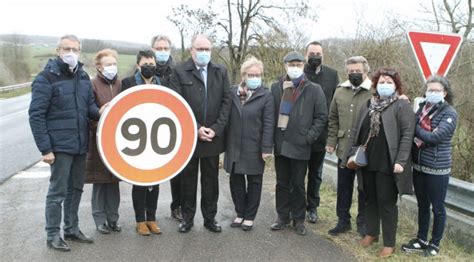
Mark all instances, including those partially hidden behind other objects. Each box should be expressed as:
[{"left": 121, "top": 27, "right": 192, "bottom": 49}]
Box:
[
  {"left": 245, "top": 77, "right": 262, "bottom": 90},
  {"left": 195, "top": 51, "right": 211, "bottom": 66},
  {"left": 377, "top": 83, "right": 395, "bottom": 97},
  {"left": 425, "top": 91, "right": 444, "bottom": 104},
  {"left": 155, "top": 51, "right": 170, "bottom": 64}
]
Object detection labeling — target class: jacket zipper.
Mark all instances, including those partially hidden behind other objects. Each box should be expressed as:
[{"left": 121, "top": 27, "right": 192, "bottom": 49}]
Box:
[{"left": 73, "top": 74, "right": 81, "bottom": 152}]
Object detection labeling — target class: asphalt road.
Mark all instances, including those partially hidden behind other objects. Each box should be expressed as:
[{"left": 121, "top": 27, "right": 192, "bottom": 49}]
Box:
[
  {"left": 0, "top": 162, "right": 353, "bottom": 261},
  {"left": 0, "top": 93, "right": 41, "bottom": 183}
]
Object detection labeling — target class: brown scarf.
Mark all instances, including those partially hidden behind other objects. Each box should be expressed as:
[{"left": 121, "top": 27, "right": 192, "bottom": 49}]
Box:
[{"left": 368, "top": 94, "right": 398, "bottom": 137}]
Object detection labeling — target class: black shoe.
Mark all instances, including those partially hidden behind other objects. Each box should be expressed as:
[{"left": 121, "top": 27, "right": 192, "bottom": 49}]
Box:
[
  {"left": 328, "top": 221, "right": 351, "bottom": 236},
  {"left": 271, "top": 217, "right": 290, "bottom": 230},
  {"left": 402, "top": 238, "right": 428, "bottom": 253},
  {"left": 294, "top": 222, "right": 307, "bottom": 236},
  {"left": 171, "top": 207, "right": 183, "bottom": 221},
  {"left": 306, "top": 210, "right": 318, "bottom": 224},
  {"left": 64, "top": 230, "right": 94, "bottom": 243},
  {"left": 423, "top": 244, "right": 439, "bottom": 257},
  {"left": 47, "top": 236, "right": 70, "bottom": 252},
  {"left": 204, "top": 220, "right": 222, "bottom": 233},
  {"left": 178, "top": 221, "right": 193, "bottom": 233},
  {"left": 108, "top": 221, "right": 121, "bottom": 232},
  {"left": 241, "top": 220, "right": 254, "bottom": 231},
  {"left": 97, "top": 224, "right": 110, "bottom": 234},
  {"left": 357, "top": 223, "right": 366, "bottom": 237},
  {"left": 230, "top": 218, "right": 243, "bottom": 228}
]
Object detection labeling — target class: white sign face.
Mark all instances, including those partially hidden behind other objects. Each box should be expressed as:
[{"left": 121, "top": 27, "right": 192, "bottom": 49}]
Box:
[{"left": 97, "top": 85, "right": 197, "bottom": 186}]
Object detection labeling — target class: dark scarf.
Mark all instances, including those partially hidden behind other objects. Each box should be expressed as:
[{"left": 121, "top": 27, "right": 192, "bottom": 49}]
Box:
[
  {"left": 238, "top": 85, "right": 254, "bottom": 105},
  {"left": 368, "top": 94, "right": 398, "bottom": 137},
  {"left": 278, "top": 77, "right": 304, "bottom": 129}
]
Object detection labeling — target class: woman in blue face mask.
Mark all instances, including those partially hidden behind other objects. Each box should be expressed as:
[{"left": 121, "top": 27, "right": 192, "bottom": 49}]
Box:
[
  {"left": 402, "top": 75, "right": 457, "bottom": 257},
  {"left": 342, "top": 68, "right": 416, "bottom": 258},
  {"left": 223, "top": 56, "right": 275, "bottom": 231}
]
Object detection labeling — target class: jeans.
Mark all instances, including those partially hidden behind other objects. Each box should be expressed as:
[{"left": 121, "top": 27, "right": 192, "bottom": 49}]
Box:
[
  {"left": 413, "top": 169, "right": 449, "bottom": 247},
  {"left": 45, "top": 153, "right": 86, "bottom": 240}
]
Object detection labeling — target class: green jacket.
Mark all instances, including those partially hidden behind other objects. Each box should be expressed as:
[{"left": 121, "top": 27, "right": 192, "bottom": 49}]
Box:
[{"left": 326, "top": 78, "right": 372, "bottom": 158}]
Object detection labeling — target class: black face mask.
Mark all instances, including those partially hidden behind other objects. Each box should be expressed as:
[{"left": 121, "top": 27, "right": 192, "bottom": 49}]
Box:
[
  {"left": 140, "top": 65, "right": 156, "bottom": 79},
  {"left": 348, "top": 73, "right": 364, "bottom": 87},
  {"left": 307, "top": 55, "right": 322, "bottom": 69}
]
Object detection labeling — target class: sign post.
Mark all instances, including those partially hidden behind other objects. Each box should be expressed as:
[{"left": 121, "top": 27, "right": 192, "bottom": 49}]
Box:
[{"left": 97, "top": 85, "right": 197, "bottom": 186}]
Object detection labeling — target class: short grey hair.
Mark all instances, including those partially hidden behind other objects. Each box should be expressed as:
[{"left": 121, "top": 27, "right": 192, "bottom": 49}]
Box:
[
  {"left": 344, "top": 56, "right": 370, "bottom": 73},
  {"left": 57, "top": 34, "right": 81, "bottom": 49},
  {"left": 240, "top": 56, "right": 264, "bottom": 77},
  {"left": 424, "top": 74, "right": 453, "bottom": 104},
  {"left": 191, "top": 34, "right": 213, "bottom": 47},
  {"left": 151, "top": 35, "right": 172, "bottom": 47}
]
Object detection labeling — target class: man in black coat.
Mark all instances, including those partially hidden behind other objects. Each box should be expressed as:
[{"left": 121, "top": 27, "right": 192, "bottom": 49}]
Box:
[
  {"left": 270, "top": 51, "right": 327, "bottom": 236},
  {"left": 151, "top": 35, "right": 182, "bottom": 221},
  {"left": 169, "top": 35, "right": 231, "bottom": 233},
  {"left": 303, "top": 41, "right": 339, "bottom": 223}
]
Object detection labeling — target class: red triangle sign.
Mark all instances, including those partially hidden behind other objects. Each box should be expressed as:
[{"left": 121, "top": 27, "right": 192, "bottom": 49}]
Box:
[{"left": 407, "top": 31, "right": 463, "bottom": 81}]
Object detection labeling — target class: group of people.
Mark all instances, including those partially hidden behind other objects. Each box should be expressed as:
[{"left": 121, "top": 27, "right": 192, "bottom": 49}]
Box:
[{"left": 28, "top": 34, "right": 457, "bottom": 259}]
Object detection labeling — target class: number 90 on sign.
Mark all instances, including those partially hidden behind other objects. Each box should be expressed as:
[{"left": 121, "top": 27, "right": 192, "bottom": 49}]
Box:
[{"left": 97, "top": 85, "right": 197, "bottom": 186}]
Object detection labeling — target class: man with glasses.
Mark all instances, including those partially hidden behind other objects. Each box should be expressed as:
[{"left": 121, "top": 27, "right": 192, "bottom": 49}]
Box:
[
  {"left": 270, "top": 51, "right": 328, "bottom": 236},
  {"left": 29, "top": 34, "right": 106, "bottom": 251},
  {"left": 326, "top": 56, "right": 371, "bottom": 237},
  {"left": 170, "top": 34, "right": 231, "bottom": 233}
]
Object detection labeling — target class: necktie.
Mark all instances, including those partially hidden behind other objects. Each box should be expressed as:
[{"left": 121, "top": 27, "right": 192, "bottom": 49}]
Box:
[{"left": 199, "top": 67, "right": 208, "bottom": 124}]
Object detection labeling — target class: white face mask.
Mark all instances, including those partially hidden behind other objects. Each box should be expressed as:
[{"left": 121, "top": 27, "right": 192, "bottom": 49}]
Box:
[
  {"left": 102, "top": 65, "right": 118, "bottom": 80},
  {"left": 61, "top": 51, "right": 79, "bottom": 70},
  {"left": 287, "top": 66, "right": 304, "bottom": 79}
]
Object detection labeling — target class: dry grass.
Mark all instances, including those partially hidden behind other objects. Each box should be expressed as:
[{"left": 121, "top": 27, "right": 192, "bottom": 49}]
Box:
[{"left": 262, "top": 158, "right": 474, "bottom": 261}]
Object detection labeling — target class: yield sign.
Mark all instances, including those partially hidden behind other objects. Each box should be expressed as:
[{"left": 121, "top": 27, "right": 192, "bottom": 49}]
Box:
[{"left": 407, "top": 31, "right": 463, "bottom": 81}]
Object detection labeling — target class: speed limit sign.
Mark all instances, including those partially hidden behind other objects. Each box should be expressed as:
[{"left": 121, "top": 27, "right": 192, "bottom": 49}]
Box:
[{"left": 97, "top": 84, "right": 197, "bottom": 186}]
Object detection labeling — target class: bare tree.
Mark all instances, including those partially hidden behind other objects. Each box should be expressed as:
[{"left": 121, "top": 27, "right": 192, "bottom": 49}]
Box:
[{"left": 167, "top": 4, "right": 216, "bottom": 61}]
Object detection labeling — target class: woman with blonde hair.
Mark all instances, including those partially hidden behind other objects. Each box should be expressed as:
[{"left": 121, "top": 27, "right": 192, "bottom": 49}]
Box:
[{"left": 224, "top": 56, "right": 275, "bottom": 231}]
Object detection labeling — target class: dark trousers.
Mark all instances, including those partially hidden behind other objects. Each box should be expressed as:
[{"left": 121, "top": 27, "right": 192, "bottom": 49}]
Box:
[
  {"left": 336, "top": 159, "right": 365, "bottom": 225},
  {"left": 181, "top": 156, "right": 219, "bottom": 223},
  {"left": 170, "top": 174, "right": 181, "bottom": 211},
  {"left": 229, "top": 171, "right": 263, "bottom": 220},
  {"left": 91, "top": 182, "right": 120, "bottom": 226},
  {"left": 132, "top": 185, "right": 159, "bottom": 222},
  {"left": 306, "top": 150, "right": 325, "bottom": 211},
  {"left": 413, "top": 169, "right": 449, "bottom": 247},
  {"left": 275, "top": 156, "right": 308, "bottom": 222},
  {"left": 45, "top": 153, "right": 86, "bottom": 240},
  {"left": 363, "top": 170, "right": 398, "bottom": 247}
]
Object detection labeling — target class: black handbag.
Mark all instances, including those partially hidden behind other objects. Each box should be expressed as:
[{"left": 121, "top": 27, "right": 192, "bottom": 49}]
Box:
[{"left": 347, "top": 136, "right": 371, "bottom": 170}]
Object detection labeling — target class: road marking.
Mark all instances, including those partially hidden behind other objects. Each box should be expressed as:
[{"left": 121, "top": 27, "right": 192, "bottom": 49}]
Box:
[{"left": 0, "top": 108, "right": 28, "bottom": 119}]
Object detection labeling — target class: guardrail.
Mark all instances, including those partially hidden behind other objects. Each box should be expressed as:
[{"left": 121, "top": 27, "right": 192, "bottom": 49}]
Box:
[
  {"left": 0, "top": 82, "right": 32, "bottom": 92},
  {"left": 324, "top": 154, "right": 474, "bottom": 217}
]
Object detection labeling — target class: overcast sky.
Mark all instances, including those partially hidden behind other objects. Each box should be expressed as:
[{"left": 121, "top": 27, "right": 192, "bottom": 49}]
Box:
[{"left": 0, "top": 0, "right": 447, "bottom": 45}]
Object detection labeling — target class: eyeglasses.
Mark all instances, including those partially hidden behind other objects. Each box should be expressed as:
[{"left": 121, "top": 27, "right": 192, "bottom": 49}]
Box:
[
  {"left": 154, "top": 47, "right": 170, "bottom": 51},
  {"left": 60, "top": 46, "right": 81, "bottom": 53},
  {"left": 380, "top": 69, "right": 398, "bottom": 77},
  {"left": 246, "top": 74, "right": 262, "bottom": 78},
  {"left": 193, "top": 47, "right": 211, "bottom": 52}
]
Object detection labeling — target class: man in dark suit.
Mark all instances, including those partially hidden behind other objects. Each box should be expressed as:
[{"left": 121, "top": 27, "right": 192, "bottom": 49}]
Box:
[
  {"left": 303, "top": 41, "right": 339, "bottom": 224},
  {"left": 169, "top": 34, "right": 231, "bottom": 233}
]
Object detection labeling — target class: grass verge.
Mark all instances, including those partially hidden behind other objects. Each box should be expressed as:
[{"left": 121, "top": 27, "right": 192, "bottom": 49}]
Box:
[{"left": 0, "top": 86, "right": 31, "bottom": 99}]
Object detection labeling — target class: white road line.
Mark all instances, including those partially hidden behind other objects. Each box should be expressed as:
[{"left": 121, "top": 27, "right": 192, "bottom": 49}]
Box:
[{"left": 0, "top": 108, "right": 28, "bottom": 119}]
